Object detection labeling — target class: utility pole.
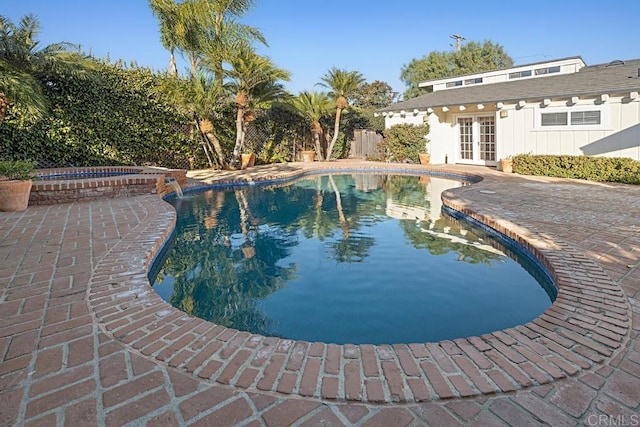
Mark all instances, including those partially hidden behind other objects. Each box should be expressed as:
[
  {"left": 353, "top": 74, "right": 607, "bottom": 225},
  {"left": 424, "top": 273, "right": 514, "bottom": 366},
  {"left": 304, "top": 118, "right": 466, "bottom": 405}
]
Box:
[{"left": 450, "top": 34, "right": 465, "bottom": 53}]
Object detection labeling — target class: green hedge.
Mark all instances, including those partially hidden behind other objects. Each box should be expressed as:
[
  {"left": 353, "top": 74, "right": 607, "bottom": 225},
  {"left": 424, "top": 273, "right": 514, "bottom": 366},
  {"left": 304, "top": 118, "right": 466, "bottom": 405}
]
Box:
[
  {"left": 513, "top": 154, "right": 640, "bottom": 184},
  {"left": 0, "top": 60, "right": 204, "bottom": 169}
]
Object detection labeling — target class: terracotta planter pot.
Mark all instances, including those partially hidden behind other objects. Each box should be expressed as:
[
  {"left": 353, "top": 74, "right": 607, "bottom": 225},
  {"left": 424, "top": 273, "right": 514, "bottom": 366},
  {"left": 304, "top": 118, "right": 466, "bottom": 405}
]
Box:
[
  {"left": 301, "top": 150, "right": 316, "bottom": 163},
  {"left": 241, "top": 153, "right": 256, "bottom": 169},
  {"left": 419, "top": 153, "right": 431, "bottom": 165},
  {"left": 0, "top": 179, "right": 33, "bottom": 212},
  {"left": 500, "top": 159, "right": 513, "bottom": 173}
]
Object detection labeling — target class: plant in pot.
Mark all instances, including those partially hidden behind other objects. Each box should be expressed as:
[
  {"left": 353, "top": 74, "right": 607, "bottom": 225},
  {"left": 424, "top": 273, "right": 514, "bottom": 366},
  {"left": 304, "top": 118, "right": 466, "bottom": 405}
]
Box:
[
  {"left": 301, "top": 149, "right": 316, "bottom": 163},
  {"left": 240, "top": 152, "right": 256, "bottom": 169},
  {"left": 419, "top": 151, "right": 431, "bottom": 165},
  {"left": 240, "top": 110, "right": 257, "bottom": 169},
  {"left": 500, "top": 155, "right": 514, "bottom": 173},
  {"left": 0, "top": 160, "right": 36, "bottom": 212},
  {"left": 300, "top": 120, "right": 322, "bottom": 162}
]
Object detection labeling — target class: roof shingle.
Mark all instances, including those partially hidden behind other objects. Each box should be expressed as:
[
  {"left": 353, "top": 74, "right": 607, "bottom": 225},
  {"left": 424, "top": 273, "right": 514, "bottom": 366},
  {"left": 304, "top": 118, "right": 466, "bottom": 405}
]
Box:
[{"left": 380, "top": 58, "right": 640, "bottom": 112}]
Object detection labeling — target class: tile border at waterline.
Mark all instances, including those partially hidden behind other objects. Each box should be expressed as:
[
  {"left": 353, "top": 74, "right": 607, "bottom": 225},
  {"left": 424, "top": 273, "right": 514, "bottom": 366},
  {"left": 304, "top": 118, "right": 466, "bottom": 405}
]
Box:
[
  {"left": 88, "top": 163, "right": 632, "bottom": 404},
  {"left": 174, "top": 166, "right": 482, "bottom": 196}
]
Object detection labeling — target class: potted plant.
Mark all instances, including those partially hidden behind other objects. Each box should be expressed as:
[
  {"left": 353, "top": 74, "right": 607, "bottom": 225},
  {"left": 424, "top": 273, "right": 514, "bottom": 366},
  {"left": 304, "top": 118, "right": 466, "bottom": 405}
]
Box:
[
  {"left": 419, "top": 152, "right": 431, "bottom": 165},
  {"left": 0, "top": 160, "right": 36, "bottom": 212},
  {"left": 500, "top": 156, "right": 513, "bottom": 173},
  {"left": 301, "top": 150, "right": 316, "bottom": 162},
  {"left": 240, "top": 153, "right": 256, "bottom": 169}
]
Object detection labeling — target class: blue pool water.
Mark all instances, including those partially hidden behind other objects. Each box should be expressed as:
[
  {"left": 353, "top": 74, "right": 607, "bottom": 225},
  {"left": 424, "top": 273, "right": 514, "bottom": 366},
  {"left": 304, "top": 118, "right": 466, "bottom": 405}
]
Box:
[{"left": 151, "top": 173, "right": 555, "bottom": 345}]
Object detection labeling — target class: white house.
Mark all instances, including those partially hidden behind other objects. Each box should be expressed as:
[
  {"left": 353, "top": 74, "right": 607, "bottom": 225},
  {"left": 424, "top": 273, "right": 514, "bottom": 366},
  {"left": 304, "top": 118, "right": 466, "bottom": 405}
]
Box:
[{"left": 377, "top": 57, "right": 640, "bottom": 166}]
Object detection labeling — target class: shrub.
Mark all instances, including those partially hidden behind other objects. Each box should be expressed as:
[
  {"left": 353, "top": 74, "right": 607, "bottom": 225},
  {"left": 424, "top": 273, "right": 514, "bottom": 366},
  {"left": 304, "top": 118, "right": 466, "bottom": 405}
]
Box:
[
  {"left": 513, "top": 154, "right": 640, "bottom": 184},
  {"left": 380, "top": 123, "right": 429, "bottom": 163},
  {"left": 0, "top": 160, "right": 36, "bottom": 181}
]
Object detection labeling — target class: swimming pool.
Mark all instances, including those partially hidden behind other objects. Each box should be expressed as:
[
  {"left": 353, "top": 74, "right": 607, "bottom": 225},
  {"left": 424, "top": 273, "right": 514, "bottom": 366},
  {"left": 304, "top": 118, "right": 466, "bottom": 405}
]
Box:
[{"left": 151, "top": 172, "right": 556, "bottom": 345}]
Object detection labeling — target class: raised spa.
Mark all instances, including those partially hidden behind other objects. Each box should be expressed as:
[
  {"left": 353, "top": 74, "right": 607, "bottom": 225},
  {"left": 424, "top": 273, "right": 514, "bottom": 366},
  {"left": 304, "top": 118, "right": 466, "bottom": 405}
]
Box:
[
  {"left": 29, "top": 166, "right": 186, "bottom": 205},
  {"left": 151, "top": 173, "right": 556, "bottom": 345}
]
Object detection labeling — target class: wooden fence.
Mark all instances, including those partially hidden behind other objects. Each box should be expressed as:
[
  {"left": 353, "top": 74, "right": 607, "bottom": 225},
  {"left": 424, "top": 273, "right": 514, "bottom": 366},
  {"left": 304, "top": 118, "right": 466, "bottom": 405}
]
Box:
[{"left": 349, "top": 129, "right": 383, "bottom": 159}]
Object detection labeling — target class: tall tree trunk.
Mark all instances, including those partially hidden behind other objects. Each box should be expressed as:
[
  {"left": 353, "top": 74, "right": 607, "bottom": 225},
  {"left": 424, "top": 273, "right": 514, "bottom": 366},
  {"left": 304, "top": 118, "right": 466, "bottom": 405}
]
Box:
[
  {"left": 240, "top": 121, "right": 248, "bottom": 153},
  {"left": 231, "top": 107, "right": 245, "bottom": 167},
  {"left": 193, "top": 117, "right": 216, "bottom": 168},
  {"left": 213, "top": 60, "right": 224, "bottom": 88},
  {"left": 206, "top": 132, "right": 226, "bottom": 168},
  {"left": 188, "top": 52, "right": 198, "bottom": 78},
  {"left": 0, "top": 93, "right": 8, "bottom": 126},
  {"left": 313, "top": 131, "right": 322, "bottom": 159},
  {"left": 169, "top": 49, "right": 178, "bottom": 78},
  {"left": 326, "top": 107, "right": 343, "bottom": 160}
]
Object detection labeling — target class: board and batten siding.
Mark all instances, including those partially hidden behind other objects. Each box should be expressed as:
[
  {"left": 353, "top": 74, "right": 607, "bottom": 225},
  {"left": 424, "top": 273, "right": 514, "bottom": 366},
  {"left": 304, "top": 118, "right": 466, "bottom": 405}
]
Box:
[{"left": 496, "top": 95, "right": 640, "bottom": 160}]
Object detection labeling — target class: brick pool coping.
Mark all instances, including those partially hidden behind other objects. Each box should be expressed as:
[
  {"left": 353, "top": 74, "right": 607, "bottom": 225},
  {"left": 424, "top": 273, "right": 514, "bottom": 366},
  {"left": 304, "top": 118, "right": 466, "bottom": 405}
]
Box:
[{"left": 87, "top": 162, "right": 631, "bottom": 404}]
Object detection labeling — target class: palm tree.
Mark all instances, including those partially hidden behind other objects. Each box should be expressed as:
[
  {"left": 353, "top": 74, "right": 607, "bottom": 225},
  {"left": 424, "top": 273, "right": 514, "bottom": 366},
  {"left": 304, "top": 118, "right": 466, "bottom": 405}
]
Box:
[
  {"left": 156, "top": 71, "right": 227, "bottom": 168},
  {"left": 317, "top": 68, "right": 366, "bottom": 160},
  {"left": 290, "top": 91, "right": 333, "bottom": 159},
  {"left": 151, "top": 0, "right": 266, "bottom": 80},
  {"left": 149, "top": 0, "right": 181, "bottom": 77},
  {"left": 0, "top": 14, "right": 91, "bottom": 125},
  {"left": 0, "top": 68, "right": 47, "bottom": 126},
  {"left": 224, "top": 48, "right": 290, "bottom": 167},
  {"left": 174, "top": 0, "right": 210, "bottom": 77},
  {"left": 196, "top": 0, "right": 266, "bottom": 86},
  {"left": 236, "top": 79, "right": 288, "bottom": 157}
]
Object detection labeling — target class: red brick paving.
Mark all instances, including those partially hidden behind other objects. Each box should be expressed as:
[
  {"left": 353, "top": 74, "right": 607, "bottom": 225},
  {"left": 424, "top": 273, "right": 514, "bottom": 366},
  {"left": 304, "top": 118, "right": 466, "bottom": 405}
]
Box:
[{"left": 1, "top": 161, "right": 638, "bottom": 425}]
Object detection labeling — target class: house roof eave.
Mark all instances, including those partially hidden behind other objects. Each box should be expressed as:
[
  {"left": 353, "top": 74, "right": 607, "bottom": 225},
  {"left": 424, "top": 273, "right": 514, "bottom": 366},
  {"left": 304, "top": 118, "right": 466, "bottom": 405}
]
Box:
[{"left": 377, "top": 87, "right": 640, "bottom": 114}]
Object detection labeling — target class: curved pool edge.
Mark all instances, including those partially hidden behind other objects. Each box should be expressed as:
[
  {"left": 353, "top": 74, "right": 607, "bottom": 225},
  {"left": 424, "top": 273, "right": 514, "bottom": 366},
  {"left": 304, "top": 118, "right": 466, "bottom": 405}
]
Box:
[
  {"left": 181, "top": 162, "right": 483, "bottom": 196},
  {"left": 88, "top": 162, "right": 632, "bottom": 404}
]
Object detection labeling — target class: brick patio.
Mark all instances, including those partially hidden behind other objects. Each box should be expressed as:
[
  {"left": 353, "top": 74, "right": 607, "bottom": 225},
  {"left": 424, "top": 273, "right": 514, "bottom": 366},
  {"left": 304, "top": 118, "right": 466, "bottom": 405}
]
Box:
[{"left": 1, "top": 161, "right": 638, "bottom": 426}]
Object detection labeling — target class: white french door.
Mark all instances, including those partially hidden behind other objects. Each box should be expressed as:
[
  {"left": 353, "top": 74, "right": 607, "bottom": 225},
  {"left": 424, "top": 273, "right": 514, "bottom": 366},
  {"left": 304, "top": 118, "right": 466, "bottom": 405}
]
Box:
[{"left": 456, "top": 115, "right": 497, "bottom": 165}]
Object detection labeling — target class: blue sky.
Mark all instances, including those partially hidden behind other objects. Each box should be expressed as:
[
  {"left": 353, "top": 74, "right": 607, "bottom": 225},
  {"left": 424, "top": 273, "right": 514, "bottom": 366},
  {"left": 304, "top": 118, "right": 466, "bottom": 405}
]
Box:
[{"left": 4, "top": 1, "right": 639, "bottom": 97}]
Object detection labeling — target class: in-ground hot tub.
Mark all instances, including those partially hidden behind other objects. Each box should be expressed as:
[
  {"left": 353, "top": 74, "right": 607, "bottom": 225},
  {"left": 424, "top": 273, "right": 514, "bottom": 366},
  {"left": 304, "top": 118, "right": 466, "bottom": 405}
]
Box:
[{"left": 30, "top": 166, "right": 187, "bottom": 205}]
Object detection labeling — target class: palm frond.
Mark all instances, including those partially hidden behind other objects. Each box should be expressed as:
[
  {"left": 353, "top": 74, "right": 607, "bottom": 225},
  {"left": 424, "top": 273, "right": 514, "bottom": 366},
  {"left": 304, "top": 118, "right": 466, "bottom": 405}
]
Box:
[
  {"left": 317, "top": 67, "right": 366, "bottom": 100},
  {"left": 0, "top": 66, "right": 48, "bottom": 123},
  {"left": 290, "top": 91, "right": 333, "bottom": 123},
  {"left": 0, "top": 14, "right": 98, "bottom": 125}
]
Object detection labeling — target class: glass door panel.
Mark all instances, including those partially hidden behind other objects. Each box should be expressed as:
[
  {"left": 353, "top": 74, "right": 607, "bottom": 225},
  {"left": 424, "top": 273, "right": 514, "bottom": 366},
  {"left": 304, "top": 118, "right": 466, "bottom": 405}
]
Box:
[
  {"left": 478, "top": 116, "right": 495, "bottom": 161},
  {"left": 458, "top": 117, "right": 473, "bottom": 161}
]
